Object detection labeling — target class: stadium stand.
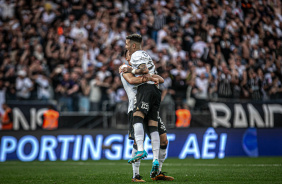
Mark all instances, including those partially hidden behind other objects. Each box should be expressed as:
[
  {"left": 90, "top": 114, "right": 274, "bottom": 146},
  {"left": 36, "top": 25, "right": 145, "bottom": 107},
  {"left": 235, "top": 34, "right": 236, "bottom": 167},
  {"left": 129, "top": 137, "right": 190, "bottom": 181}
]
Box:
[{"left": 0, "top": 0, "right": 281, "bottom": 116}]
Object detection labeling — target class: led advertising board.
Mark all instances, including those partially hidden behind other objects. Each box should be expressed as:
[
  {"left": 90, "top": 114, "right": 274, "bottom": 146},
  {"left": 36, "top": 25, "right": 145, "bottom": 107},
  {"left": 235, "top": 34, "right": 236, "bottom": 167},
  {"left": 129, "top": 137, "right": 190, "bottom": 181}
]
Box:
[{"left": 1, "top": 128, "right": 282, "bottom": 162}]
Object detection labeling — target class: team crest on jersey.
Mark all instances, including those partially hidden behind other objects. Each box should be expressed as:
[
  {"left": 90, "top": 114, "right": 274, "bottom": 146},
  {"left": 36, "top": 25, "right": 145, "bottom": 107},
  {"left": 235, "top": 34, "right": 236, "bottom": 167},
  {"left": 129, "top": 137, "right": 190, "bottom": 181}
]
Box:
[{"left": 141, "top": 101, "right": 149, "bottom": 111}]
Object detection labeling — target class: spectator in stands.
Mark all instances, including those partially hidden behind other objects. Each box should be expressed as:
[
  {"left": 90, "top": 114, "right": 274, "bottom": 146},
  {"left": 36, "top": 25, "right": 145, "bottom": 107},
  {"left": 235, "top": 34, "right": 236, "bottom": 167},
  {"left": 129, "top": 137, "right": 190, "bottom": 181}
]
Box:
[
  {"left": 89, "top": 75, "right": 102, "bottom": 112},
  {"left": 191, "top": 36, "right": 208, "bottom": 59},
  {"left": 247, "top": 68, "right": 263, "bottom": 100},
  {"left": 70, "top": 21, "right": 88, "bottom": 41},
  {"left": 0, "top": 0, "right": 15, "bottom": 20},
  {"left": 1, "top": 103, "right": 13, "bottom": 130},
  {"left": 152, "top": 7, "right": 167, "bottom": 42},
  {"left": 79, "top": 77, "right": 90, "bottom": 113},
  {"left": 99, "top": 75, "right": 112, "bottom": 111},
  {"left": 157, "top": 25, "right": 170, "bottom": 51},
  {"left": 218, "top": 64, "right": 232, "bottom": 98},
  {"left": 15, "top": 70, "right": 33, "bottom": 100},
  {"left": 0, "top": 0, "right": 281, "bottom": 113},
  {"left": 34, "top": 72, "right": 51, "bottom": 101},
  {"left": 55, "top": 72, "right": 79, "bottom": 111},
  {"left": 97, "top": 65, "right": 112, "bottom": 82},
  {"left": 170, "top": 73, "right": 188, "bottom": 104},
  {"left": 194, "top": 73, "right": 209, "bottom": 100},
  {"left": 269, "top": 76, "right": 282, "bottom": 99},
  {"left": 0, "top": 80, "right": 6, "bottom": 115}
]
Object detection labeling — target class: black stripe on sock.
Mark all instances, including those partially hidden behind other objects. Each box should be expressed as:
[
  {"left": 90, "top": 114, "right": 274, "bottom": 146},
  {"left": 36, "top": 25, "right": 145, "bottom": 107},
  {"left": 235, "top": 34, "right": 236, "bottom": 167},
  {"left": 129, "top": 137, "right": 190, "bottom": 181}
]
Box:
[
  {"left": 160, "top": 145, "right": 167, "bottom": 149},
  {"left": 148, "top": 126, "right": 158, "bottom": 133},
  {"left": 133, "top": 116, "right": 144, "bottom": 124},
  {"left": 133, "top": 144, "right": 137, "bottom": 150}
]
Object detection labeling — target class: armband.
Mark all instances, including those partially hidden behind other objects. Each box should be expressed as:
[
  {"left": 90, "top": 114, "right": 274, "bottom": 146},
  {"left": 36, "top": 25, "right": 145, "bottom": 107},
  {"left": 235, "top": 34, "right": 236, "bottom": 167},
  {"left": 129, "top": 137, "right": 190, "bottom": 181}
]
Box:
[{"left": 132, "top": 69, "right": 136, "bottom": 74}]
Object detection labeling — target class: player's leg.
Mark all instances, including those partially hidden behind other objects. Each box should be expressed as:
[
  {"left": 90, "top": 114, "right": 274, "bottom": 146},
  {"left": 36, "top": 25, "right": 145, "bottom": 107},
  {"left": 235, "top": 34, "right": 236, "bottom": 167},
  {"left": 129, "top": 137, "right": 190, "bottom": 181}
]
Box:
[
  {"left": 133, "top": 111, "right": 145, "bottom": 152},
  {"left": 159, "top": 133, "right": 168, "bottom": 173},
  {"left": 153, "top": 133, "right": 174, "bottom": 181},
  {"left": 128, "top": 112, "right": 148, "bottom": 163},
  {"left": 128, "top": 85, "right": 152, "bottom": 163},
  {"left": 129, "top": 111, "right": 146, "bottom": 182},
  {"left": 147, "top": 85, "right": 162, "bottom": 178},
  {"left": 147, "top": 113, "right": 160, "bottom": 178},
  {"left": 131, "top": 143, "right": 145, "bottom": 182},
  {"left": 148, "top": 119, "right": 160, "bottom": 178},
  {"left": 156, "top": 115, "right": 167, "bottom": 174},
  {"left": 152, "top": 115, "right": 174, "bottom": 181},
  {"left": 148, "top": 119, "right": 160, "bottom": 163},
  {"left": 131, "top": 143, "right": 139, "bottom": 177}
]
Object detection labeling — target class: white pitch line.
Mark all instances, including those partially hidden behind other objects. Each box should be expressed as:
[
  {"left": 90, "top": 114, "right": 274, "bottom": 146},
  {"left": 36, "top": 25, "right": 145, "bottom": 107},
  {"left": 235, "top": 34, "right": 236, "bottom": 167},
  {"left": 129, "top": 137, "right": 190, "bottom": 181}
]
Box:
[
  {"left": 165, "top": 163, "right": 282, "bottom": 167},
  {"left": 3, "top": 162, "right": 280, "bottom": 167}
]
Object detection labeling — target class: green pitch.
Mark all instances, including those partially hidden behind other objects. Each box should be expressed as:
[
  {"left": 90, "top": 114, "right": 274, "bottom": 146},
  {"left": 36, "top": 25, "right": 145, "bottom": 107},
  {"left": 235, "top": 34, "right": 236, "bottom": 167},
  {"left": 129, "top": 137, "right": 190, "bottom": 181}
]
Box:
[{"left": 1, "top": 157, "right": 282, "bottom": 184}]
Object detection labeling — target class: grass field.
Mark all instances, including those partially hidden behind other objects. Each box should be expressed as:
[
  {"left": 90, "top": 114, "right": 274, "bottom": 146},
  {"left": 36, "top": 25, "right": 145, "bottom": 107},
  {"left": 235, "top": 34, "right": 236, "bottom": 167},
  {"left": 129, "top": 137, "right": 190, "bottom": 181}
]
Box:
[{"left": 1, "top": 157, "right": 282, "bottom": 184}]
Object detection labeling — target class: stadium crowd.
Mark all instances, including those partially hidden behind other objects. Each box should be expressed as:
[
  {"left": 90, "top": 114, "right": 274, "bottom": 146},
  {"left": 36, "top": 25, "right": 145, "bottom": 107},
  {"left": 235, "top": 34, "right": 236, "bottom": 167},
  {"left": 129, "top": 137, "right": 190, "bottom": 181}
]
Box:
[{"left": 0, "top": 0, "right": 282, "bottom": 113}]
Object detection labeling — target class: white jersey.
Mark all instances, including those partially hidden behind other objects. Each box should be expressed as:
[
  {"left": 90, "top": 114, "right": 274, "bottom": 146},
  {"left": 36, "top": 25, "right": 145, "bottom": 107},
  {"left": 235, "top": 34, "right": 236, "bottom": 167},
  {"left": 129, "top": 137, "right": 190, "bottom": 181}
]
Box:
[
  {"left": 120, "top": 65, "right": 137, "bottom": 113},
  {"left": 130, "top": 50, "right": 156, "bottom": 85}
]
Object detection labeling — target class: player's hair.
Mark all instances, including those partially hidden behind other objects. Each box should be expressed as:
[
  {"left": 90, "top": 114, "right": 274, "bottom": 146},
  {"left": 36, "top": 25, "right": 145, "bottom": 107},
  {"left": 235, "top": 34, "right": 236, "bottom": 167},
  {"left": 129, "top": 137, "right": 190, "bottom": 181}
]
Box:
[
  {"left": 126, "top": 34, "right": 142, "bottom": 43},
  {"left": 124, "top": 50, "right": 128, "bottom": 57}
]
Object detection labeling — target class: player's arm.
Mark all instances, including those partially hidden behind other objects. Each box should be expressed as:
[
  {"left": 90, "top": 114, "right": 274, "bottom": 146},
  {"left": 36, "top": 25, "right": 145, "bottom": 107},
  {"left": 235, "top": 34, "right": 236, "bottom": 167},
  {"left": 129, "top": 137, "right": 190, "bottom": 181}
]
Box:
[
  {"left": 152, "top": 74, "right": 164, "bottom": 83},
  {"left": 122, "top": 63, "right": 149, "bottom": 74},
  {"left": 141, "top": 74, "right": 164, "bottom": 84},
  {"left": 122, "top": 72, "right": 162, "bottom": 85},
  {"left": 122, "top": 73, "right": 146, "bottom": 84},
  {"left": 135, "top": 63, "right": 149, "bottom": 74}
]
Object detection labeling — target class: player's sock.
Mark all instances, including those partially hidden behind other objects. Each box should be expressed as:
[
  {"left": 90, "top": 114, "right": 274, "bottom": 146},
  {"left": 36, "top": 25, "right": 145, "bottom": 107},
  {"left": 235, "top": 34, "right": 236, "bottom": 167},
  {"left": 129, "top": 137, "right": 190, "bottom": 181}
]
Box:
[
  {"left": 149, "top": 126, "right": 160, "bottom": 162},
  {"left": 134, "top": 160, "right": 141, "bottom": 177},
  {"left": 133, "top": 116, "right": 145, "bottom": 151},
  {"left": 132, "top": 145, "right": 138, "bottom": 178},
  {"left": 158, "top": 145, "right": 167, "bottom": 173},
  {"left": 132, "top": 144, "right": 141, "bottom": 178}
]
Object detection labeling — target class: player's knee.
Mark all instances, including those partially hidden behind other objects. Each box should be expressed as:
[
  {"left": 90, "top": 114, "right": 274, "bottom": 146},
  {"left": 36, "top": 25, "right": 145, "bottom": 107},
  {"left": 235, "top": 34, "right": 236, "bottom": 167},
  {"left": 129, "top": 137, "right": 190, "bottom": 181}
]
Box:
[
  {"left": 133, "top": 116, "right": 144, "bottom": 125},
  {"left": 160, "top": 134, "right": 168, "bottom": 146},
  {"left": 160, "top": 139, "right": 168, "bottom": 147},
  {"left": 148, "top": 126, "right": 158, "bottom": 133},
  {"left": 133, "top": 111, "right": 144, "bottom": 118},
  {"left": 148, "top": 120, "right": 158, "bottom": 127}
]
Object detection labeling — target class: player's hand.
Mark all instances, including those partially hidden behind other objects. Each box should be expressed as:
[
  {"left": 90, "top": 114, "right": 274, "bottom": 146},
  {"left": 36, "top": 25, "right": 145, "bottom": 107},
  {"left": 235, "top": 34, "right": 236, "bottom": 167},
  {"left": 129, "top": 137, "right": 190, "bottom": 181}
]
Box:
[
  {"left": 141, "top": 74, "right": 150, "bottom": 83},
  {"left": 121, "top": 66, "right": 132, "bottom": 73},
  {"left": 119, "top": 65, "right": 124, "bottom": 73},
  {"left": 119, "top": 64, "right": 131, "bottom": 73},
  {"left": 152, "top": 77, "right": 159, "bottom": 85}
]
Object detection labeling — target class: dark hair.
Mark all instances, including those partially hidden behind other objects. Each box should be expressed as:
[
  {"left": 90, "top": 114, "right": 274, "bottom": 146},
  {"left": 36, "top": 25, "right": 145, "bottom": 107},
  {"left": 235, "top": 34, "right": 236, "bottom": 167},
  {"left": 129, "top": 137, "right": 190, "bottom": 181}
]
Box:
[
  {"left": 126, "top": 34, "right": 142, "bottom": 43},
  {"left": 124, "top": 50, "right": 128, "bottom": 57}
]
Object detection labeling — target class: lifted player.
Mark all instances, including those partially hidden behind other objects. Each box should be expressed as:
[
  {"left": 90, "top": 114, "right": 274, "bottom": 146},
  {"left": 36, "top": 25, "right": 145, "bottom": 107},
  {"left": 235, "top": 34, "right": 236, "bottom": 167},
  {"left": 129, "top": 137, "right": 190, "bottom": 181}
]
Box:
[
  {"left": 120, "top": 50, "right": 174, "bottom": 182},
  {"left": 122, "top": 34, "right": 161, "bottom": 178}
]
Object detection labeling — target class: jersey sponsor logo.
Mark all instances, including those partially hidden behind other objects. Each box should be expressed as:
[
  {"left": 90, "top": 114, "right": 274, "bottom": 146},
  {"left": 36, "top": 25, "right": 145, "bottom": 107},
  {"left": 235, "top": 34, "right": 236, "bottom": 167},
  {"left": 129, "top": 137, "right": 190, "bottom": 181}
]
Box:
[{"left": 141, "top": 101, "right": 149, "bottom": 111}]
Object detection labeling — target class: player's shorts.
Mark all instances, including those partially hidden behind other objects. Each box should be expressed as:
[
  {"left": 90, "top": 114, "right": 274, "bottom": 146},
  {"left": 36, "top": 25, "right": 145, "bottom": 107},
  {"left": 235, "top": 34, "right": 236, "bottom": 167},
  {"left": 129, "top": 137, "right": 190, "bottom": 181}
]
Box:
[
  {"left": 133, "top": 83, "right": 161, "bottom": 122},
  {"left": 128, "top": 111, "right": 167, "bottom": 140}
]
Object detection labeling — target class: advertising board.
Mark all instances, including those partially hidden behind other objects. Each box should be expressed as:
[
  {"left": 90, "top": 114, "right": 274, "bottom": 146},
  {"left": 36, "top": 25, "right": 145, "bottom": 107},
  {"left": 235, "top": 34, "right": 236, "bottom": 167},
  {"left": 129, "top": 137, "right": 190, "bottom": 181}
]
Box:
[{"left": 1, "top": 128, "right": 282, "bottom": 162}]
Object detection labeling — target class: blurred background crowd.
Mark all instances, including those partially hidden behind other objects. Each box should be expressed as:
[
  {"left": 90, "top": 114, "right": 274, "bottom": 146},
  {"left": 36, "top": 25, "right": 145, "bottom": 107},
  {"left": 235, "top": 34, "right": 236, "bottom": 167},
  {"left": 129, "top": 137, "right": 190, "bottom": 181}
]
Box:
[{"left": 0, "top": 0, "right": 282, "bottom": 114}]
